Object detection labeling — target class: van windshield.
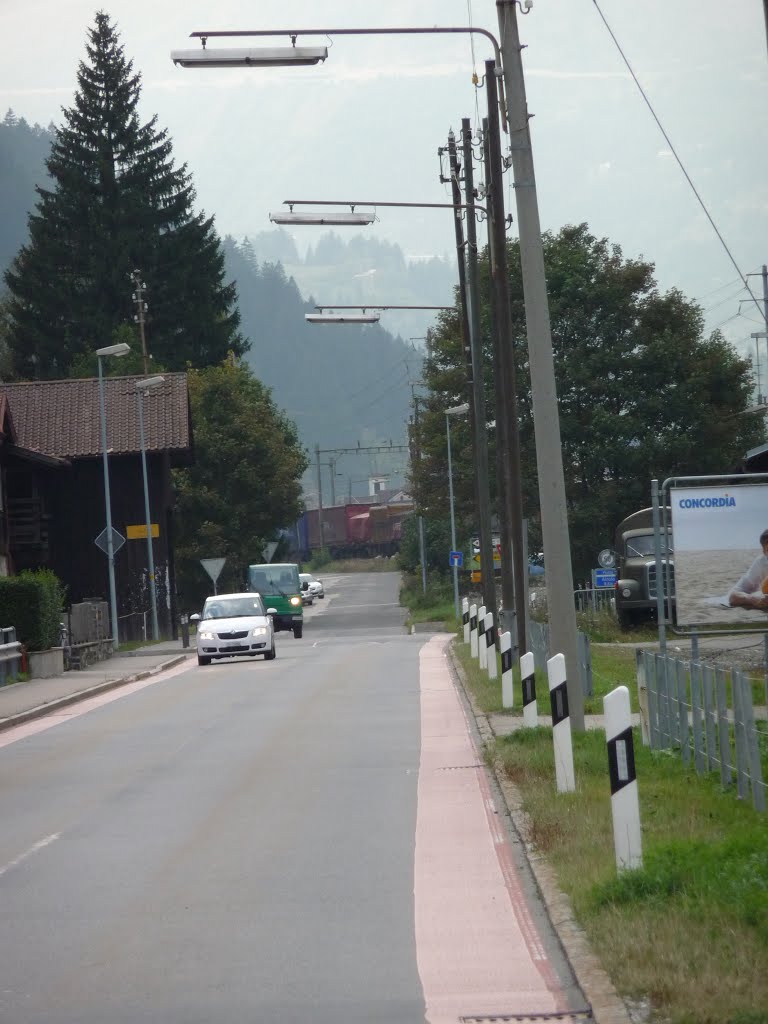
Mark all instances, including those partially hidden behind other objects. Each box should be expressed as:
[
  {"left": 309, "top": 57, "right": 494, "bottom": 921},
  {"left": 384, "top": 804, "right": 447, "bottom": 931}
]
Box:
[{"left": 248, "top": 564, "right": 300, "bottom": 595}]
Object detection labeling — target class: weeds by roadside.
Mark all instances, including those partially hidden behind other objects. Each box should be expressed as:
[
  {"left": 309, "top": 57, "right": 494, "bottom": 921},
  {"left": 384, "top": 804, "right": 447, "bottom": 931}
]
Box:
[{"left": 491, "top": 724, "right": 768, "bottom": 1024}]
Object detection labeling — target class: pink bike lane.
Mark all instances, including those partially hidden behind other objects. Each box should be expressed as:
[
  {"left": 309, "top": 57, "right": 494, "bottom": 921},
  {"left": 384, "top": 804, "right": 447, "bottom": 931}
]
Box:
[{"left": 414, "top": 634, "right": 583, "bottom": 1024}]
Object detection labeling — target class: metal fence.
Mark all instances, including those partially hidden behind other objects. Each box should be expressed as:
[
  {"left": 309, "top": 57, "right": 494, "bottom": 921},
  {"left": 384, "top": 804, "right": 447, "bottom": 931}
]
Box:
[
  {"left": 0, "top": 626, "right": 23, "bottom": 685},
  {"left": 574, "top": 588, "right": 615, "bottom": 614},
  {"left": 637, "top": 650, "right": 766, "bottom": 813},
  {"left": 529, "top": 619, "right": 593, "bottom": 697}
]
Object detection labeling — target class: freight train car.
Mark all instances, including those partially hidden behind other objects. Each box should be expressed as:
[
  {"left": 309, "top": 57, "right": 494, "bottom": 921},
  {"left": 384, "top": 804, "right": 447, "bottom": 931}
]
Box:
[{"left": 287, "top": 500, "right": 412, "bottom": 560}]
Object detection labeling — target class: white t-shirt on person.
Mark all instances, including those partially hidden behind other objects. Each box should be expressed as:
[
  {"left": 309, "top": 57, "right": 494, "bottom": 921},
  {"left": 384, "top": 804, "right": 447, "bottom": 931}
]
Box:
[{"left": 730, "top": 553, "right": 768, "bottom": 597}]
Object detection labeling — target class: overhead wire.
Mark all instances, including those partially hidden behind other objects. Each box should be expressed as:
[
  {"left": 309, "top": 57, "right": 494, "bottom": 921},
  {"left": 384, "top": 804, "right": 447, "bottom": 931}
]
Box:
[{"left": 591, "top": 0, "right": 764, "bottom": 321}]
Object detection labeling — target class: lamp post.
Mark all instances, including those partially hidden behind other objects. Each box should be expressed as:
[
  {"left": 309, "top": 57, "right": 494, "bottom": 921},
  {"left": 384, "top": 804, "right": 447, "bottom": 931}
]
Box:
[
  {"left": 135, "top": 376, "right": 165, "bottom": 641},
  {"left": 173, "top": 20, "right": 582, "bottom": 722},
  {"left": 446, "top": 403, "right": 469, "bottom": 618},
  {"left": 96, "top": 341, "right": 131, "bottom": 650}
]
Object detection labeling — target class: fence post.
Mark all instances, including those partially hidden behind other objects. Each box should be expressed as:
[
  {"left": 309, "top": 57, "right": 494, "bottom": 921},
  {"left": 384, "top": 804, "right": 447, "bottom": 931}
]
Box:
[
  {"left": 739, "top": 671, "right": 766, "bottom": 813},
  {"left": 485, "top": 612, "right": 497, "bottom": 681},
  {"left": 714, "top": 666, "right": 731, "bottom": 788},
  {"left": 520, "top": 651, "right": 538, "bottom": 727},
  {"left": 462, "top": 597, "right": 470, "bottom": 644},
  {"left": 732, "top": 670, "right": 750, "bottom": 801},
  {"left": 477, "top": 605, "right": 487, "bottom": 669},
  {"left": 578, "top": 630, "right": 593, "bottom": 697},
  {"left": 676, "top": 658, "right": 690, "bottom": 763},
  {"left": 690, "top": 660, "right": 706, "bottom": 776},
  {"left": 647, "top": 654, "right": 660, "bottom": 750},
  {"left": 636, "top": 650, "right": 650, "bottom": 746},
  {"left": 604, "top": 685, "right": 643, "bottom": 872},
  {"left": 469, "top": 603, "right": 478, "bottom": 658},
  {"left": 500, "top": 631, "right": 514, "bottom": 708},
  {"left": 547, "top": 653, "right": 575, "bottom": 793},
  {"left": 702, "top": 665, "right": 717, "bottom": 772}
]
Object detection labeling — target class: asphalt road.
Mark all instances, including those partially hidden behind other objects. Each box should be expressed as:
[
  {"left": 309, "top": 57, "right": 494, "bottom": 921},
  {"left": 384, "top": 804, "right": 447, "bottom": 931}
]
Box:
[
  {"left": 0, "top": 571, "right": 577, "bottom": 1023},
  {"left": 0, "top": 572, "right": 426, "bottom": 1024}
]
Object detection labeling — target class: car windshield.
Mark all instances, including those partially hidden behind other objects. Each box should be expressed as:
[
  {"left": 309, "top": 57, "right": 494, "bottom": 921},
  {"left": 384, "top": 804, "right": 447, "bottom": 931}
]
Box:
[
  {"left": 203, "top": 597, "right": 265, "bottom": 619},
  {"left": 299, "top": 574, "right": 312, "bottom": 583},
  {"left": 625, "top": 533, "right": 673, "bottom": 556}
]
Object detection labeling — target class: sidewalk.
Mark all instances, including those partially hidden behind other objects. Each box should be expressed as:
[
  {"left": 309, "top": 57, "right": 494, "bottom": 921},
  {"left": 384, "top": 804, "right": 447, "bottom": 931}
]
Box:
[{"left": 0, "top": 639, "right": 195, "bottom": 731}]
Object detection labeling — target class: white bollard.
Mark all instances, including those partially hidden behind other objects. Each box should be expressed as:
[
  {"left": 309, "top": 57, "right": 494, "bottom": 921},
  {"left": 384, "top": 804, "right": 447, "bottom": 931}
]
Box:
[
  {"left": 484, "top": 612, "right": 497, "bottom": 680},
  {"left": 520, "top": 651, "right": 538, "bottom": 727},
  {"left": 462, "top": 597, "right": 470, "bottom": 644},
  {"left": 477, "top": 606, "right": 487, "bottom": 669},
  {"left": 469, "top": 603, "right": 478, "bottom": 658},
  {"left": 500, "top": 631, "right": 514, "bottom": 708},
  {"left": 604, "top": 685, "right": 643, "bottom": 872},
  {"left": 547, "top": 653, "right": 575, "bottom": 793}
]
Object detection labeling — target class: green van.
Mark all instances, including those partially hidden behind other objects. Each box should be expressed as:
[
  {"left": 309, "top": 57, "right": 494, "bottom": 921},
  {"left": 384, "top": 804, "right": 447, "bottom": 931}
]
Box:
[{"left": 247, "top": 563, "right": 304, "bottom": 638}]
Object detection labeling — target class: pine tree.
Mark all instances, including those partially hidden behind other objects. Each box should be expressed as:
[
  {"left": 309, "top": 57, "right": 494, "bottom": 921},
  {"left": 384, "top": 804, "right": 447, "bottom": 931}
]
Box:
[{"left": 5, "top": 11, "right": 245, "bottom": 379}]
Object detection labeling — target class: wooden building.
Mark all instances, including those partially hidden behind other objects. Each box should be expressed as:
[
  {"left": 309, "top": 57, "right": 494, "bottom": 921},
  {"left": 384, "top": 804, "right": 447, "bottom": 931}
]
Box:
[{"left": 0, "top": 374, "right": 192, "bottom": 641}]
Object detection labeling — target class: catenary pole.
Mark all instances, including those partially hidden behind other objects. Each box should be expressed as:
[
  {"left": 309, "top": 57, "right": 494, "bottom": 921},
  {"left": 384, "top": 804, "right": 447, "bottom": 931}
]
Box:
[
  {"left": 459, "top": 127, "right": 498, "bottom": 624},
  {"left": 496, "top": 0, "right": 583, "bottom": 729},
  {"left": 446, "top": 130, "right": 491, "bottom": 615},
  {"left": 315, "top": 444, "right": 325, "bottom": 552},
  {"left": 481, "top": 80, "right": 528, "bottom": 660}
]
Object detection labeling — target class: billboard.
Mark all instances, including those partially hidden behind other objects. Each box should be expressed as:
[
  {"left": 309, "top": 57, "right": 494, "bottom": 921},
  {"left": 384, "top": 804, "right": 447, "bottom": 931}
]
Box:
[{"left": 670, "top": 484, "right": 768, "bottom": 626}]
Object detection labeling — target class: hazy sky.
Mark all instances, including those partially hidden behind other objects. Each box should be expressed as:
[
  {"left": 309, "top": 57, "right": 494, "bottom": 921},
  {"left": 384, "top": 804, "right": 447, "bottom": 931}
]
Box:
[{"left": 2, "top": 0, "right": 766, "bottom": 367}]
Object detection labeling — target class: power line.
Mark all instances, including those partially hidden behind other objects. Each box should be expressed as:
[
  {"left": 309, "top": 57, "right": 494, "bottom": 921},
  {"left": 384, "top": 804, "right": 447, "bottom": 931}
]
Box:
[{"left": 591, "top": 0, "right": 764, "bottom": 321}]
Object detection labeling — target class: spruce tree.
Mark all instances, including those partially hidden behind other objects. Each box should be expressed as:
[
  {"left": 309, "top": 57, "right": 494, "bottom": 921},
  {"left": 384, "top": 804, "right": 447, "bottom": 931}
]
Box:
[{"left": 5, "top": 11, "right": 244, "bottom": 379}]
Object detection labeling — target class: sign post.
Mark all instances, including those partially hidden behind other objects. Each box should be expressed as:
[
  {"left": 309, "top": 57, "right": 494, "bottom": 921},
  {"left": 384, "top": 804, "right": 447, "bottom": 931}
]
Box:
[{"left": 200, "top": 557, "right": 226, "bottom": 595}]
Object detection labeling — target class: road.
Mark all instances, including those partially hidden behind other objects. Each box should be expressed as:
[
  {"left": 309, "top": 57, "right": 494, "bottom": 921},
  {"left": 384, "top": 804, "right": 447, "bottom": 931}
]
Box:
[{"left": 0, "top": 572, "right": 580, "bottom": 1024}]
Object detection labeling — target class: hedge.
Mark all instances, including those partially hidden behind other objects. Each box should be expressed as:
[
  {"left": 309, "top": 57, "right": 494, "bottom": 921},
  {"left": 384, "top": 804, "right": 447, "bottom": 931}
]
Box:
[{"left": 0, "top": 569, "right": 65, "bottom": 651}]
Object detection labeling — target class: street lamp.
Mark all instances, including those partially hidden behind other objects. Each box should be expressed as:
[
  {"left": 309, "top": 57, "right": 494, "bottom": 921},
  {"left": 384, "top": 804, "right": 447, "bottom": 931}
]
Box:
[
  {"left": 270, "top": 209, "right": 376, "bottom": 226},
  {"left": 446, "top": 403, "right": 469, "bottom": 618},
  {"left": 171, "top": 45, "right": 328, "bottom": 68},
  {"left": 173, "top": 19, "right": 583, "bottom": 727},
  {"left": 96, "top": 341, "right": 131, "bottom": 650},
  {"left": 306, "top": 312, "right": 380, "bottom": 324},
  {"left": 135, "top": 375, "right": 165, "bottom": 642}
]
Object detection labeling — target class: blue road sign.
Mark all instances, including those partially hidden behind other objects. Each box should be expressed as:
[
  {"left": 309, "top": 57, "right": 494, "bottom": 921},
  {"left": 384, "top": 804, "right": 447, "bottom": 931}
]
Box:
[
  {"left": 593, "top": 568, "right": 618, "bottom": 589},
  {"left": 449, "top": 550, "right": 464, "bottom": 568}
]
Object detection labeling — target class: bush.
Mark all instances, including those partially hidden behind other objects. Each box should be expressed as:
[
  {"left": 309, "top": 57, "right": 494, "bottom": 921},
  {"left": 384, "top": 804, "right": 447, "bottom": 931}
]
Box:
[{"left": 0, "top": 569, "right": 65, "bottom": 651}]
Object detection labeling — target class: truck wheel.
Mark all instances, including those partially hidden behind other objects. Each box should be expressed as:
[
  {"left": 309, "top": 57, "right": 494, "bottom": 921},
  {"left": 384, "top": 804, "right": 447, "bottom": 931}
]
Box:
[
  {"left": 616, "top": 608, "right": 634, "bottom": 630},
  {"left": 293, "top": 622, "right": 303, "bottom": 639}
]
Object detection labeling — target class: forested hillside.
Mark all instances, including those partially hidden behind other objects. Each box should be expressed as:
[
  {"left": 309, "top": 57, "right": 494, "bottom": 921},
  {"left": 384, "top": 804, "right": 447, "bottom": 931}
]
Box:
[
  {"left": 0, "top": 110, "right": 425, "bottom": 489},
  {"left": 222, "top": 237, "right": 422, "bottom": 457},
  {"left": 0, "top": 112, "right": 52, "bottom": 273}
]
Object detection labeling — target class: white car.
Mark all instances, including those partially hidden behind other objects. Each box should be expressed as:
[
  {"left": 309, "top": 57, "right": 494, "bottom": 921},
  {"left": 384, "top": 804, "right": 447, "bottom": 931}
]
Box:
[
  {"left": 300, "top": 573, "right": 324, "bottom": 600},
  {"left": 191, "top": 592, "right": 276, "bottom": 666},
  {"left": 299, "top": 573, "right": 315, "bottom": 606}
]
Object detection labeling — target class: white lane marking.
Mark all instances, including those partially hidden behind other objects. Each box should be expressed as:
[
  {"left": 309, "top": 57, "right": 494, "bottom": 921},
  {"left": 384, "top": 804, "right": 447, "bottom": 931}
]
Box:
[{"left": 0, "top": 832, "right": 61, "bottom": 880}]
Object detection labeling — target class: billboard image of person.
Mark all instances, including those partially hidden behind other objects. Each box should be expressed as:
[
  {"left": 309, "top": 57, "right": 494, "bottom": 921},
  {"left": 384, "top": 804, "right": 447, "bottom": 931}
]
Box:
[
  {"left": 670, "top": 484, "right": 768, "bottom": 626},
  {"left": 728, "top": 528, "right": 768, "bottom": 611}
]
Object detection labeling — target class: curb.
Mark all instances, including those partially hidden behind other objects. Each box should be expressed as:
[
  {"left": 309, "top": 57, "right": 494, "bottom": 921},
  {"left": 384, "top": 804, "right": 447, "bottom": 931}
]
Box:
[
  {"left": 0, "top": 654, "right": 192, "bottom": 734},
  {"left": 448, "top": 642, "right": 634, "bottom": 1024}
]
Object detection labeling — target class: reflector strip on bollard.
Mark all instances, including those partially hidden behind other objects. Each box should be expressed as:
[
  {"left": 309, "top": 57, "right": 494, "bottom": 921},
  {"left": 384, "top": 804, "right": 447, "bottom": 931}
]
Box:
[{"left": 607, "top": 726, "right": 636, "bottom": 795}]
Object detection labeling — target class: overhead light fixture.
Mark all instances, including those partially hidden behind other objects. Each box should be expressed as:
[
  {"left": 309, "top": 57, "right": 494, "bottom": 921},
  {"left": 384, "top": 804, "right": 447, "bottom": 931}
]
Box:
[
  {"left": 171, "top": 46, "right": 328, "bottom": 68},
  {"left": 270, "top": 211, "right": 375, "bottom": 226},
  {"left": 305, "top": 313, "right": 380, "bottom": 325}
]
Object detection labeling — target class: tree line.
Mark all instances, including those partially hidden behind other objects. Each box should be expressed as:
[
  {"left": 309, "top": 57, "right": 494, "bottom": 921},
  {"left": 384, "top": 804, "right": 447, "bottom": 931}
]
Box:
[
  {"left": 0, "top": 13, "right": 307, "bottom": 603},
  {"left": 407, "top": 224, "right": 763, "bottom": 579}
]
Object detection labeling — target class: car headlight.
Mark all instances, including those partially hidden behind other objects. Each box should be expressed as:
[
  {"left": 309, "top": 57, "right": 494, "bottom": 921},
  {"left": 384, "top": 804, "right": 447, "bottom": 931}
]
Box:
[
  {"left": 290, "top": 596, "right": 301, "bottom": 606},
  {"left": 251, "top": 626, "right": 268, "bottom": 637},
  {"left": 198, "top": 630, "right": 215, "bottom": 640}
]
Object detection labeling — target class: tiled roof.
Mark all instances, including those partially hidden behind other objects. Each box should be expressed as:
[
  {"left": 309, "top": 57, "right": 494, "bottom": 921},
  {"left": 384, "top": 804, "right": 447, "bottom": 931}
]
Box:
[{"left": 0, "top": 373, "right": 191, "bottom": 458}]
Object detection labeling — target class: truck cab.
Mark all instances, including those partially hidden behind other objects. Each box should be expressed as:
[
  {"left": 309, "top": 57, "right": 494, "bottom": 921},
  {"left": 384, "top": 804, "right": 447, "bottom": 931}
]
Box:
[
  {"left": 614, "top": 508, "right": 674, "bottom": 628},
  {"left": 247, "top": 563, "right": 304, "bottom": 638}
]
